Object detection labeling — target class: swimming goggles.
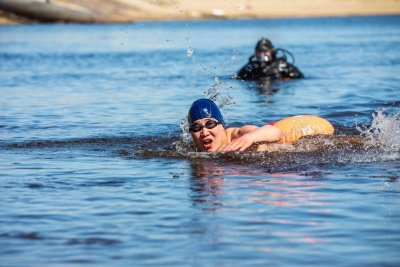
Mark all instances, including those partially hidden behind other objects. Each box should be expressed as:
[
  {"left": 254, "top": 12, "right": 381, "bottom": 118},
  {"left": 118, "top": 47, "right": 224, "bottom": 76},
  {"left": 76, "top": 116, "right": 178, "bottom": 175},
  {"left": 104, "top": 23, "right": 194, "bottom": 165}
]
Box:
[{"left": 189, "top": 120, "right": 221, "bottom": 132}]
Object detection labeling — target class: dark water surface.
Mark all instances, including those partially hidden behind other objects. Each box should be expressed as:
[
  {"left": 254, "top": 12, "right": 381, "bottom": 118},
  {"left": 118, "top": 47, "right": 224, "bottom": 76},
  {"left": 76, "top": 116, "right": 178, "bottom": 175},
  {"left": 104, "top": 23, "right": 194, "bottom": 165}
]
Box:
[{"left": 1, "top": 16, "right": 400, "bottom": 266}]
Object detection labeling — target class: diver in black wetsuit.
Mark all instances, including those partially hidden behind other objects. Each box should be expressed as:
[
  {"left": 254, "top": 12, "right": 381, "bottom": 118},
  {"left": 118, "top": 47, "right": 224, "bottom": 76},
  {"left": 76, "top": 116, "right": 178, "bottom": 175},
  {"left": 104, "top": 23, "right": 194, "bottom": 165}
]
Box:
[{"left": 235, "top": 38, "right": 304, "bottom": 81}]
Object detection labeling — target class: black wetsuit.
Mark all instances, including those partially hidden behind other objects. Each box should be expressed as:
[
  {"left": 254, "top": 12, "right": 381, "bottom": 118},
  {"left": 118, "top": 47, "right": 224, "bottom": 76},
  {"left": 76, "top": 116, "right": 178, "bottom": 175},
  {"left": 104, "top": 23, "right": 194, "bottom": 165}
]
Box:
[{"left": 236, "top": 56, "right": 304, "bottom": 81}]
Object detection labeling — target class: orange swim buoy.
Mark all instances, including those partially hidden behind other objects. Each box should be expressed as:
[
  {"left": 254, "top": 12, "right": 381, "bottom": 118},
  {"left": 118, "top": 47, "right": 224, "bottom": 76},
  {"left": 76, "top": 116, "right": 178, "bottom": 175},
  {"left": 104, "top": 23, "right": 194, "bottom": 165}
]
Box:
[{"left": 274, "top": 115, "right": 334, "bottom": 144}]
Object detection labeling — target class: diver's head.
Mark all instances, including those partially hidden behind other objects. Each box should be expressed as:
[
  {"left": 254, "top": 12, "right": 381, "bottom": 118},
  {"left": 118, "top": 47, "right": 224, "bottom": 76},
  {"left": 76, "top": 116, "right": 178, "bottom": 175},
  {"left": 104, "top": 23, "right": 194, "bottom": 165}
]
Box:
[
  {"left": 188, "top": 99, "right": 227, "bottom": 152},
  {"left": 254, "top": 38, "right": 275, "bottom": 63}
]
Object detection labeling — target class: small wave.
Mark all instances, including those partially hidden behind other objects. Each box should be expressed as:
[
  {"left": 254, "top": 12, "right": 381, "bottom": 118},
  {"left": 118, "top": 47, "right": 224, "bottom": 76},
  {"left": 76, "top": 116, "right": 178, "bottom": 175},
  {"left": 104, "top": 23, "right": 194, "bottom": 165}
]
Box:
[
  {"left": 1, "top": 136, "right": 166, "bottom": 153},
  {"left": 2, "top": 111, "right": 399, "bottom": 171},
  {"left": 0, "top": 231, "right": 44, "bottom": 240},
  {"left": 66, "top": 237, "right": 121, "bottom": 246}
]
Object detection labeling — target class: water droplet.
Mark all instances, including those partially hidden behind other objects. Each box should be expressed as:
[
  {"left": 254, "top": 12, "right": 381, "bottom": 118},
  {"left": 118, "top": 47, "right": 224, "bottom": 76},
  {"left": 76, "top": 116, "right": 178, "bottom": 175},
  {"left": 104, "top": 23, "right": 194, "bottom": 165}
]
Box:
[{"left": 186, "top": 47, "right": 193, "bottom": 57}]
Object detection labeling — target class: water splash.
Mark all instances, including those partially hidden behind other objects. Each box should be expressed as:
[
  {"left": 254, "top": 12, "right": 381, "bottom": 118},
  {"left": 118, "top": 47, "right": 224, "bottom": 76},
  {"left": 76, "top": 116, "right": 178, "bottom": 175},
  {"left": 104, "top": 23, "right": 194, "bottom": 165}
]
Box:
[
  {"left": 173, "top": 116, "right": 193, "bottom": 152},
  {"left": 207, "top": 76, "right": 235, "bottom": 109},
  {"left": 207, "top": 76, "right": 222, "bottom": 100},
  {"left": 357, "top": 110, "right": 400, "bottom": 151},
  {"left": 186, "top": 47, "right": 193, "bottom": 57}
]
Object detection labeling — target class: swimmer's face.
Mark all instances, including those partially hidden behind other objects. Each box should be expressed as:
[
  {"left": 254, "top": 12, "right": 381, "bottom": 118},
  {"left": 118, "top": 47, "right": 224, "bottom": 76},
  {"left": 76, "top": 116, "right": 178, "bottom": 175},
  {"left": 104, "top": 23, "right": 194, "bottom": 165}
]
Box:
[{"left": 190, "top": 118, "right": 226, "bottom": 152}]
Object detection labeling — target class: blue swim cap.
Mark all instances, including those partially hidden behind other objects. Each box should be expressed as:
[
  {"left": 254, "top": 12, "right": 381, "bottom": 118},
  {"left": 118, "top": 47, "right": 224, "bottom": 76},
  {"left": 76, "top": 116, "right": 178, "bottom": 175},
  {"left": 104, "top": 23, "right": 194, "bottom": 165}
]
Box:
[{"left": 188, "top": 98, "right": 225, "bottom": 126}]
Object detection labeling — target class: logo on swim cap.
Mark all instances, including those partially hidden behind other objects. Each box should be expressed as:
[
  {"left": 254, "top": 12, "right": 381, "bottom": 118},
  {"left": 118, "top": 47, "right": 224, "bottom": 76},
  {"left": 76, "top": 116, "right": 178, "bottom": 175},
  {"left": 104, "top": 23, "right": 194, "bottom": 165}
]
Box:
[
  {"left": 203, "top": 108, "right": 211, "bottom": 117},
  {"left": 188, "top": 98, "right": 225, "bottom": 126}
]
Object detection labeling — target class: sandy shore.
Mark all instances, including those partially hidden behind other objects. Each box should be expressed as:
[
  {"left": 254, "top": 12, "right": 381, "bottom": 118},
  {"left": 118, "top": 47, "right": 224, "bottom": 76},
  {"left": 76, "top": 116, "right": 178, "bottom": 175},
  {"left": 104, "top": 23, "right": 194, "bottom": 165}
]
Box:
[{"left": 0, "top": 0, "right": 400, "bottom": 24}]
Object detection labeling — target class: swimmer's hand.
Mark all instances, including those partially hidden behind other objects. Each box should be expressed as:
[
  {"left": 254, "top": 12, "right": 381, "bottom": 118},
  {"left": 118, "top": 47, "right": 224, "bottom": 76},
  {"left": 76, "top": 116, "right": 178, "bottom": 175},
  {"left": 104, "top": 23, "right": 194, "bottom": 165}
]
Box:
[{"left": 221, "top": 133, "right": 254, "bottom": 152}]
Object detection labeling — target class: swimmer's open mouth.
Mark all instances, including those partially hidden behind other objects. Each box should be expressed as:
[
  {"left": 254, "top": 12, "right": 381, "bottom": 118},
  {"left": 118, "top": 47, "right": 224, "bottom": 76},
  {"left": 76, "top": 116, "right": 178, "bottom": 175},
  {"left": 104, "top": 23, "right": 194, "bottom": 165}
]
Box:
[{"left": 203, "top": 139, "right": 212, "bottom": 150}]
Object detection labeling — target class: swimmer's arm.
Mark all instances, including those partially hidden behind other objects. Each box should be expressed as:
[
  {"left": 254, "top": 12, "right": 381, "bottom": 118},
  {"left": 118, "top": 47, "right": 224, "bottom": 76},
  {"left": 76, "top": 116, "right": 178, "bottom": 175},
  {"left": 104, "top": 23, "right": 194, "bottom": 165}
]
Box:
[{"left": 222, "top": 125, "right": 282, "bottom": 152}]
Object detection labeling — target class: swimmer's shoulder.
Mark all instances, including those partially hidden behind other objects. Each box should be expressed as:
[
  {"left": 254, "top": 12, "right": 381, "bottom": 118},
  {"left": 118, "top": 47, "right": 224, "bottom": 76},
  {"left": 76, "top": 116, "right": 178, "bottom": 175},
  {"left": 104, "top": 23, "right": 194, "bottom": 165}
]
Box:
[
  {"left": 225, "top": 125, "right": 258, "bottom": 140},
  {"left": 225, "top": 127, "right": 239, "bottom": 143}
]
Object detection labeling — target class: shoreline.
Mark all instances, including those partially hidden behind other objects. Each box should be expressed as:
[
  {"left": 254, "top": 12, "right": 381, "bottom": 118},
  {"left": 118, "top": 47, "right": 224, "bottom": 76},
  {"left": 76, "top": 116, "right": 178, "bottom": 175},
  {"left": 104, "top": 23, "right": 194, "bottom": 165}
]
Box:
[{"left": 0, "top": 0, "right": 400, "bottom": 24}]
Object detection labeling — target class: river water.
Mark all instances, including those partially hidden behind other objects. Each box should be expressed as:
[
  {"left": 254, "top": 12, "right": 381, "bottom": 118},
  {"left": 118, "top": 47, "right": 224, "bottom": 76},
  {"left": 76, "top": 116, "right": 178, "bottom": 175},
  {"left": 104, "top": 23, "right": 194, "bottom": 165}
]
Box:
[{"left": 1, "top": 16, "right": 399, "bottom": 266}]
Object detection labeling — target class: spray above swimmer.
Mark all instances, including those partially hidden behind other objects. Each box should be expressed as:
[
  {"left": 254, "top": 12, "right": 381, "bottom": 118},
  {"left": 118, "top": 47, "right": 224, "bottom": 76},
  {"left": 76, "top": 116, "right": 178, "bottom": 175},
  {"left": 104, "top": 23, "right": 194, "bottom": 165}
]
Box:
[{"left": 186, "top": 47, "right": 193, "bottom": 57}]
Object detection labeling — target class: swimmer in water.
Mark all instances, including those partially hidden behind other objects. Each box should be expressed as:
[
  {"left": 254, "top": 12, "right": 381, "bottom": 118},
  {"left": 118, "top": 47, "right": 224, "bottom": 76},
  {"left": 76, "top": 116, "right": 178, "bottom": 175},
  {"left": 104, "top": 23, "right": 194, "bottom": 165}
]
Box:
[{"left": 188, "top": 98, "right": 335, "bottom": 152}]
